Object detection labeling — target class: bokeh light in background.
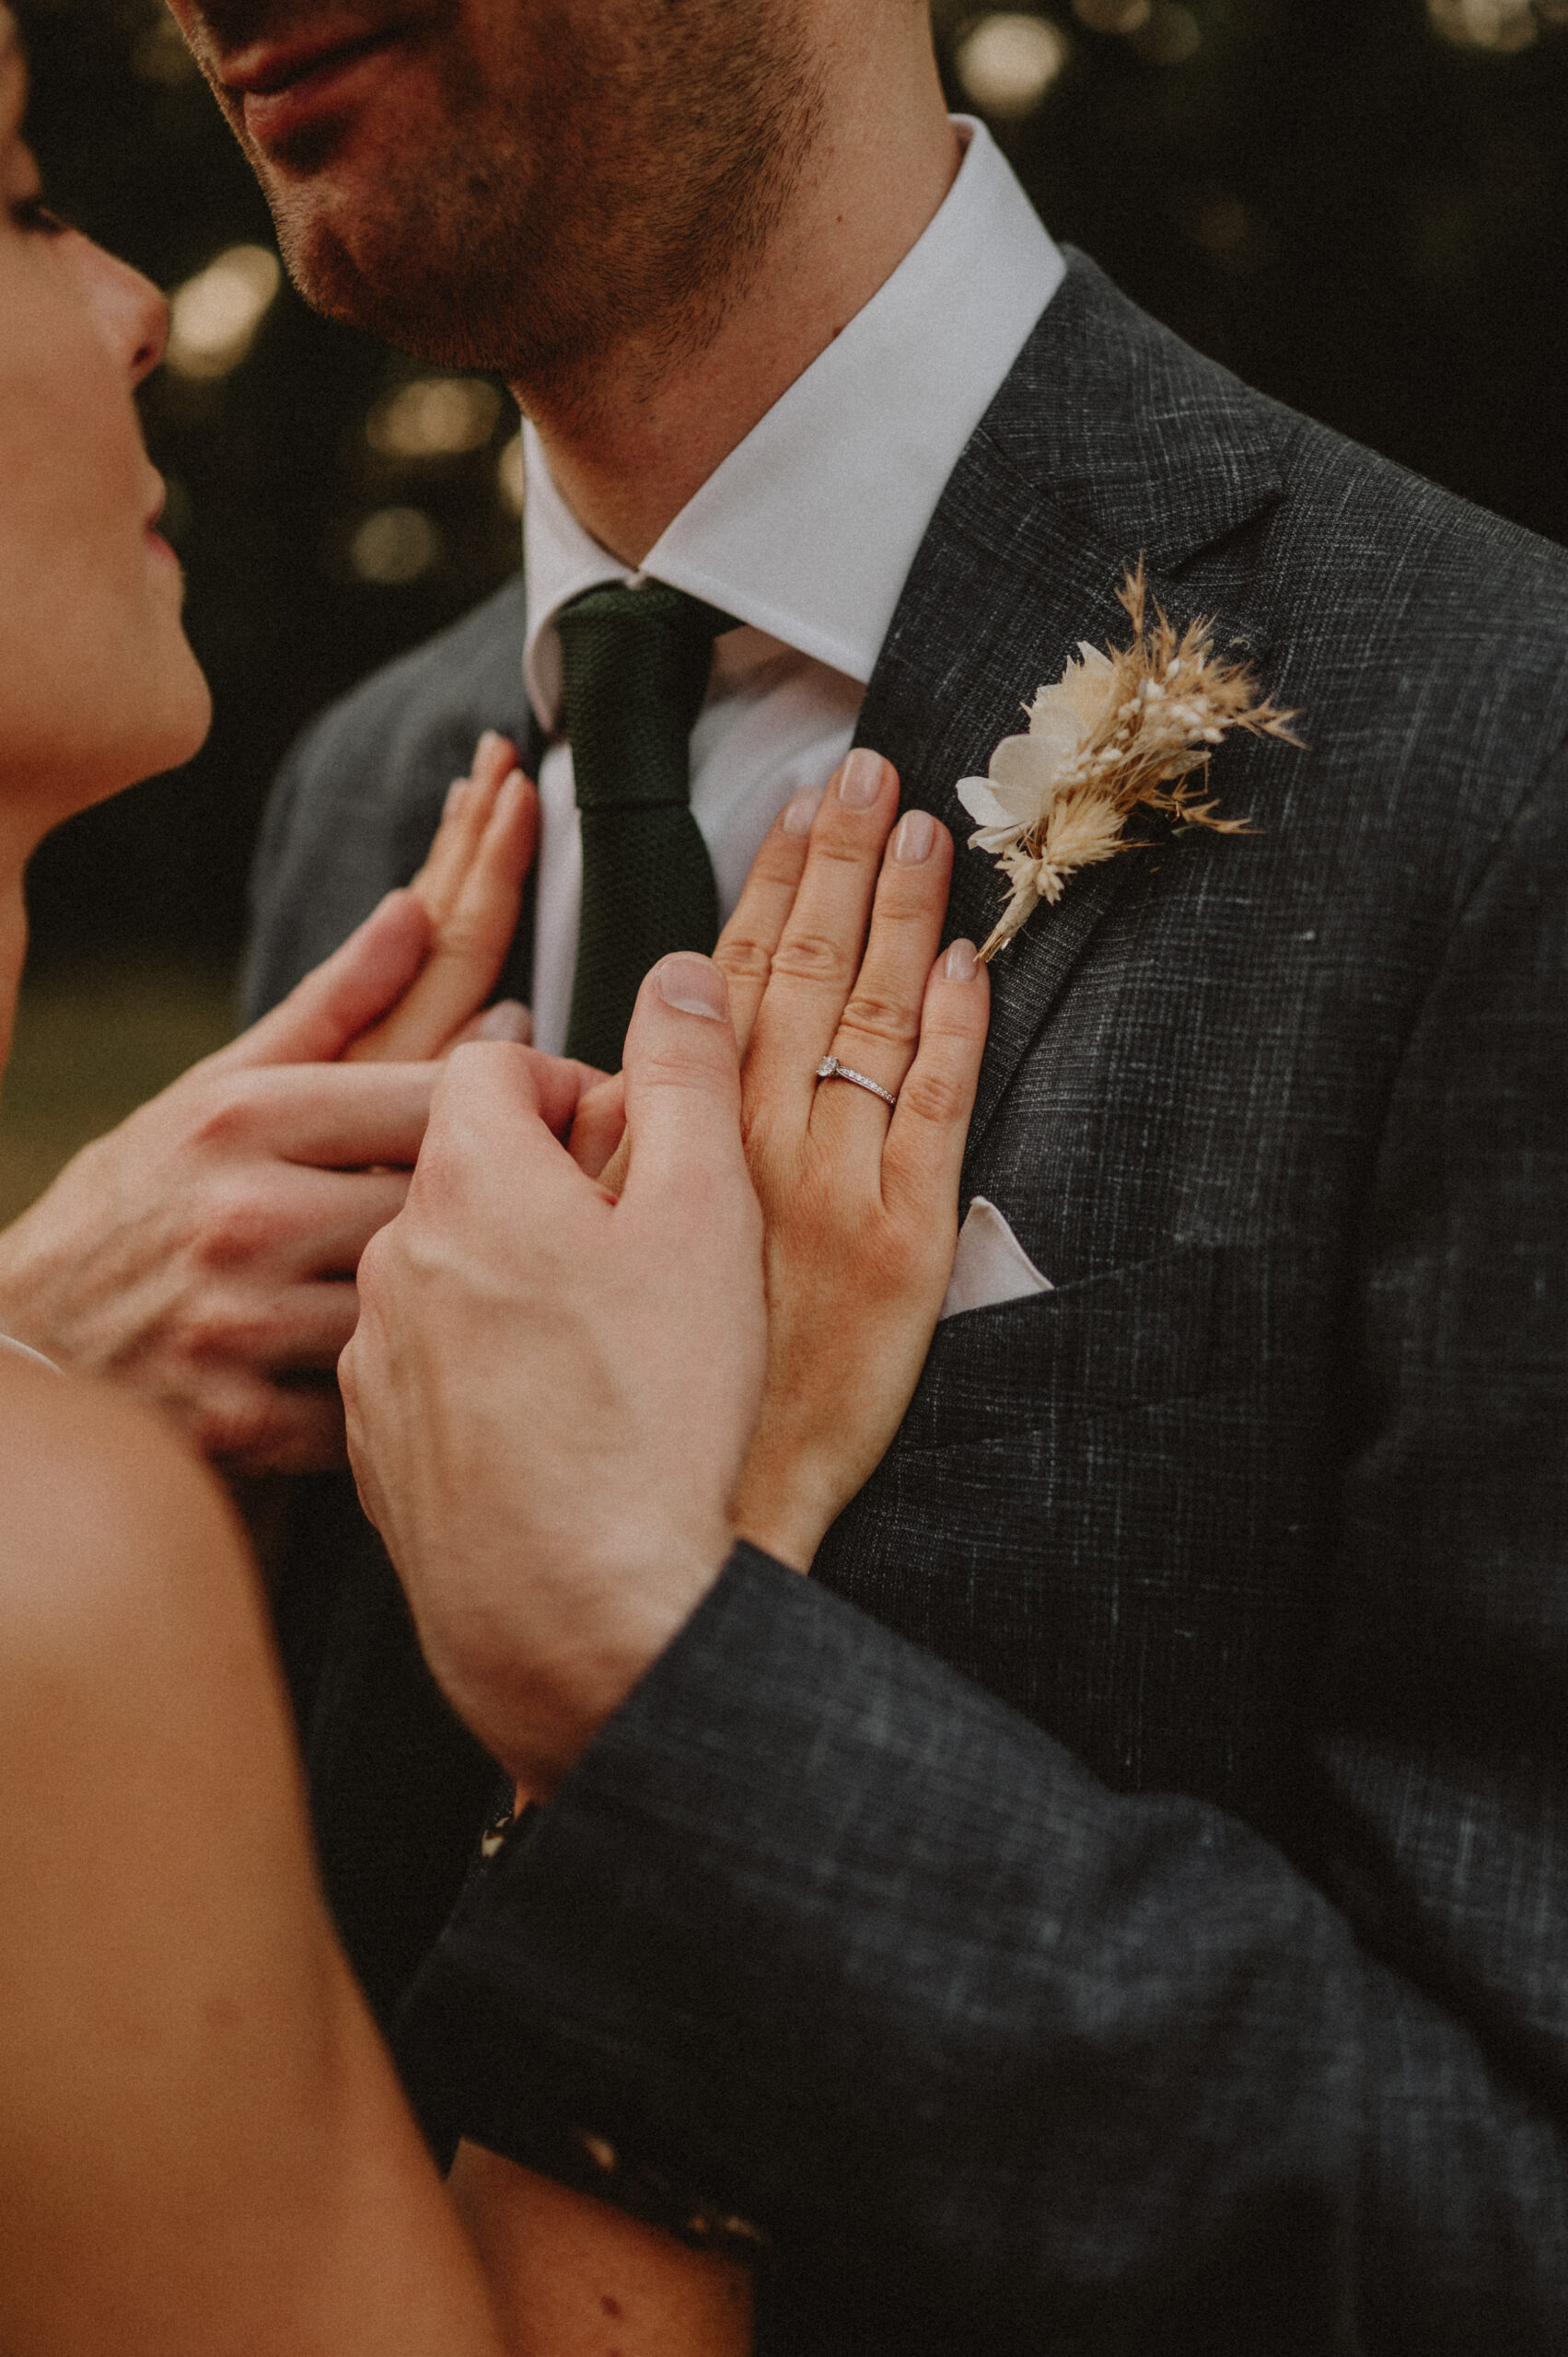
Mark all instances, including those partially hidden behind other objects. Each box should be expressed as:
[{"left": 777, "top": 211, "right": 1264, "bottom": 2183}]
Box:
[
  {"left": 955, "top": 15, "right": 1072, "bottom": 115},
  {"left": 1428, "top": 0, "right": 1552, "bottom": 47},
  {"left": 8, "top": 0, "right": 1568, "bottom": 993},
  {"left": 367, "top": 377, "right": 505, "bottom": 460},
  {"left": 165, "top": 244, "right": 281, "bottom": 378},
  {"left": 348, "top": 507, "right": 445, "bottom": 587}
]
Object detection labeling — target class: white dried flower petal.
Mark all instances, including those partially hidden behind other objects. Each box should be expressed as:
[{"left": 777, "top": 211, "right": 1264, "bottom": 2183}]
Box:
[
  {"left": 963, "top": 562, "right": 1301, "bottom": 963},
  {"left": 955, "top": 773, "right": 1015, "bottom": 830}
]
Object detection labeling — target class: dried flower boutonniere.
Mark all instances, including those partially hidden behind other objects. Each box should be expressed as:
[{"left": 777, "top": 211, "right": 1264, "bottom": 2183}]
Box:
[{"left": 957, "top": 563, "right": 1303, "bottom": 962}]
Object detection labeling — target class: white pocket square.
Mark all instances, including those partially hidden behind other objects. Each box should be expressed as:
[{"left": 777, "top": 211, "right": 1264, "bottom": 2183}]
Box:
[{"left": 938, "top": 1197, "right": 1053, "bottom": 1322}]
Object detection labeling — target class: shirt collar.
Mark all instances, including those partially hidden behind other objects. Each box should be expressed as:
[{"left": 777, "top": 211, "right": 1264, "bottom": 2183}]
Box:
[{"left": 523, "top": 117, "right": 1064, "bottom": 730}]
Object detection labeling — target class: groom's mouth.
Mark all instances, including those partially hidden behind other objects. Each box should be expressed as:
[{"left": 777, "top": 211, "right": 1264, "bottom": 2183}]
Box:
[{"left": 220, "top": 17, "right": 422, "bottom": 148}]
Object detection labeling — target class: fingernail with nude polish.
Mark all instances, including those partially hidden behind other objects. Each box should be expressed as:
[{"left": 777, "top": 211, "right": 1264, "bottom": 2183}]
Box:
[
  {"left": 944, "top": 938, "right": 980, "bottom": 982},
  {"left": 475, "top": 728, "right": 502, "bottom": 763},
  {"left": 444, "top": 777, "right": 469, "bottom": 817},
  {"left": 478, "top": 1000, "right": 533, "bottom": 1042},
  {"left": 782, "top": 785, "right": 822, "bottom": 837},
  {"left": 656, "top": 954, "right": 728, "bottom": 1020},
  {"left": 893, "top": 809, "right": 935, "bottom": 865},
  {"left": 838, "top": 748, "right": 886, "bottom": 810}
]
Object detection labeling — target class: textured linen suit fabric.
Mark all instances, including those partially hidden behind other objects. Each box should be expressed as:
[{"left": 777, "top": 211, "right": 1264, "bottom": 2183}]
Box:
[{"left": 246, "top": 254, "right": 1568, "bottom": 2349}]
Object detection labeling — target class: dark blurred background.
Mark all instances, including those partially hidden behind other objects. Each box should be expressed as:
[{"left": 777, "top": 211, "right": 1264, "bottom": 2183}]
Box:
[{"left": 4, "top": 0, "right": 1566, "bottom": 1211}]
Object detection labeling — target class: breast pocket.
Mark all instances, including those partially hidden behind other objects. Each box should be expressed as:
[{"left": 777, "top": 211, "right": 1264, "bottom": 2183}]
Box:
[{"left": 897, "top": 1239, "right": 1239, "bottom": 1452}]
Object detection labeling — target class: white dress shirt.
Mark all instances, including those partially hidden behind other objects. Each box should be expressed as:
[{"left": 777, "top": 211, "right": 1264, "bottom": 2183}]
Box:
[{"left": 522, "top": 117, "right": 1064, "bottom": 1055}]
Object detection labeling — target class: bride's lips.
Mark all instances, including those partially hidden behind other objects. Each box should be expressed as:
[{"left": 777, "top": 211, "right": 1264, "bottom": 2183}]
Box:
[
  {"left": 144, "top": 481, "right": 180, "bottom": 576},
  {"left": 221, "top": 19, "right": 418, "bottom": 146}
]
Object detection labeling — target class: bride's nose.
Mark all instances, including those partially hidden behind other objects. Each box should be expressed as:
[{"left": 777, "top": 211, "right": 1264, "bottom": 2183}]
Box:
[{"left": 73, "top": 236, "right": 169, "bottom": 386}]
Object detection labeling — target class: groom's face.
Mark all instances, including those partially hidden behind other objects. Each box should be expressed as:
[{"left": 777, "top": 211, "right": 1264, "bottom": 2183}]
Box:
[{"left": 163, "top": 0, "right": 825, "bottom": 392}]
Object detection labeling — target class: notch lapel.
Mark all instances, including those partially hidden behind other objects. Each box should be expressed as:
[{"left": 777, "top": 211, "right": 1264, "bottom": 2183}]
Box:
[{"left": 854, "top": 251, "right": 1286, "bottom": 1153}]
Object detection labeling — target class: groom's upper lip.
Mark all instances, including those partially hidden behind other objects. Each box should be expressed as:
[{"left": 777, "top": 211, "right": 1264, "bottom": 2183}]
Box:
[{"left": 218, "top": 17, "right": 416, "bottom": 96}]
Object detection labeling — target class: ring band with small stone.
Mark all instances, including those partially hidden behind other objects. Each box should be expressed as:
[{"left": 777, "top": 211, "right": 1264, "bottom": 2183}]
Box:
[{"left": 816, "top": 1055, "right": 898, "bottom": 1109}]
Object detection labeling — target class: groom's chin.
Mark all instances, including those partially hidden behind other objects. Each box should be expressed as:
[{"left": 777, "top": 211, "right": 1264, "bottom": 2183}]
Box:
[{"left": 265, "top": 191, "right": 519, "bottom": 374}]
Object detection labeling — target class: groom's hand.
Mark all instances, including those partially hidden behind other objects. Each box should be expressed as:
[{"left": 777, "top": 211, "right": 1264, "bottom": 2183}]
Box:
[
  {"left": 0, "top": 896, "right": 443, "bottom": 1474},
  {"left": 341, "top": 954, "right": 765, "bottom": 1796}
]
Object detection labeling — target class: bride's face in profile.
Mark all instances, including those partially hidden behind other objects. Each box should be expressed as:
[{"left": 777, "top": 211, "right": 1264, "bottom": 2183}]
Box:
[{"left": 0, "top": 7, "right": 210, "bottom": 850}]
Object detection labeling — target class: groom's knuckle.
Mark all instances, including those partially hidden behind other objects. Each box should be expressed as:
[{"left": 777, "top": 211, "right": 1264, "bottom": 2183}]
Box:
[
  {"left": 411, "top": 1110, "right": 479, "bottom": 1207},
  {"left": 354, "top": 1230, "right": 398, "bottom": 1321},
  {"left": 642, "top": 1039, "right": 714, "bottom": 1096}
]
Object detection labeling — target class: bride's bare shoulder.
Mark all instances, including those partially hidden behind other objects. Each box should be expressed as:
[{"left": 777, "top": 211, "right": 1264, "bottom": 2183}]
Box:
[{"left": 0, "top": 1355, "right": 252, "bottom": 1653}]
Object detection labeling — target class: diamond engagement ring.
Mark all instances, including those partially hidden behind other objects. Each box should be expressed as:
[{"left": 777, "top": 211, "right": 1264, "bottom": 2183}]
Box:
[{"left": 816, "top": 1055, "right": 898, "bottom": 1110}]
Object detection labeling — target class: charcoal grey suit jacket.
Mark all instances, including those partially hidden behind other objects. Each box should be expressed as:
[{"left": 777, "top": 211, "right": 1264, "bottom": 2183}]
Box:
[{"left": 248, "top": 253, "right": 1568, "bottom": 2352}]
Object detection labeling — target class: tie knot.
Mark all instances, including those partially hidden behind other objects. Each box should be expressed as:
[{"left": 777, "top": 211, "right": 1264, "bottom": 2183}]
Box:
[{"left": 557, "top": 580, "right": 738, "bottom": 811}]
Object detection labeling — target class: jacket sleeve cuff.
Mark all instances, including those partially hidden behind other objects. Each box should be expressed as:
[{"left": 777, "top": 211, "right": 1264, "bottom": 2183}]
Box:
[{"left": 393, "top": 1541, "right": 804, "bottom": 2257}]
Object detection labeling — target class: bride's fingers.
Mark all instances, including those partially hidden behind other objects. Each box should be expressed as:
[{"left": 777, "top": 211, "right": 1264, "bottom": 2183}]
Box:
[
  {"left": 411, "top": 729, "right": 518, "bottom": 925},
  {"left": 881, "top": 938, "right": 991, "bottom": 1225},
  {"left": 442, "top": 999, "right": 534, "bottom": 1052},
  {"left": 713, "top": 784, "right": 821, "bottom": 1055},
  {"left": 345, "top": 764, "right": 538, "bottom": 1062},
  {"left": 594, "top": 760, "right": 891, "bottom": 1191},
  {"left": 742, "top": 749, "right": 901, "bottom": 1129},
  {"left": 808, "top": 806, "right": 954, "bottom": 1150}
]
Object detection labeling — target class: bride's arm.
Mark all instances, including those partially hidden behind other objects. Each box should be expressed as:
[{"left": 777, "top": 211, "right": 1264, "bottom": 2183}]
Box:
[{"left": 0, "top": 1355, "right": 506, "bottom": 2355}]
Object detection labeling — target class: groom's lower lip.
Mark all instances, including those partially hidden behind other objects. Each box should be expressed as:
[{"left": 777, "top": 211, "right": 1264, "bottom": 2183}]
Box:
[{"left": 226, "top": 23, "right": 416, "bottom": 147}]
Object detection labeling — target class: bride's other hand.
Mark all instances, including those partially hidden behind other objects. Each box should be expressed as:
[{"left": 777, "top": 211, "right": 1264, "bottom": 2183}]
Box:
[
  {"left": 579, "top": 755, "right": 989, "bottom": 1568},
  {"left": 345, "top": 730, "right": 538, "bottom": 1062},
  {"left": 0, "top": 737, "right": 540, "bottom": 1469},
  {"left": 726, "top": 750, "right": 989, "bottom": 1570}
]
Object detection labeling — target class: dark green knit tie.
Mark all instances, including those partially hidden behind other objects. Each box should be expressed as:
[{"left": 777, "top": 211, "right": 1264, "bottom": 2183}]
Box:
[{"left": 558, "top": 580, "right": 736, "bottom": 1073}]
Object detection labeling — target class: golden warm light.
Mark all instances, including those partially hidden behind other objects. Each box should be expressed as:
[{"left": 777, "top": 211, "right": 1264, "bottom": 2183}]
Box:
[
  {"left": 366, "top": 377, "right": 505, "bottom": 460},
  {"left": 1132, "top": 2, "right": 1201, "bottom": 64},
  {"left": 165, "top": 246, "right": 281, "bottom": 380},
  {"left": 349, "top": 507, "right": 443, "bottom": 586},
  {"left": 1428, "top": 0, "right": 1539, "bottom": 44},
  {"left": 954, "top": 14, "right": 1070, "bottom": 118}
]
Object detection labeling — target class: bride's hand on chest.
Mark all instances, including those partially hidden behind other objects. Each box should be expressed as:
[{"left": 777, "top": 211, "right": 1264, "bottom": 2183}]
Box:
[{"left": 576, "top": 748, "right": 991, "bottom": 1571}]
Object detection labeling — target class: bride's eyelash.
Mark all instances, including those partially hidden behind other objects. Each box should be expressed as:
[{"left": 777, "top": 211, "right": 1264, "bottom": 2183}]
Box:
[{"left": 10, "top": 195, "right": 70, "bottom": 236}]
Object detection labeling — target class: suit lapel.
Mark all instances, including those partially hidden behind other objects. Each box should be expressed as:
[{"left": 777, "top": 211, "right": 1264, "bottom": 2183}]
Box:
[{"left": 854, "top": 250, "right": 1287, "bottom": 1153}]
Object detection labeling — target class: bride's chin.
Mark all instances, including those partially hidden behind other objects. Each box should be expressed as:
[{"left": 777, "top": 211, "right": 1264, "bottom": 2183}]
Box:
[
  {"left": 122, "top": 642, "right": 213, "bottom": 793},
  {"left": 63, "top": 650, "right": 214, "bottom": 823},
  {"left": 161, "top": 649, "right": 215, "bottom": 772}
]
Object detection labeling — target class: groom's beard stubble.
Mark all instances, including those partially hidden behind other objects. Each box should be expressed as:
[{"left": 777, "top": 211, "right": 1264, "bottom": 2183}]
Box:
[{"left": 180, "top": 0, "right": 827, "bottom": 422}]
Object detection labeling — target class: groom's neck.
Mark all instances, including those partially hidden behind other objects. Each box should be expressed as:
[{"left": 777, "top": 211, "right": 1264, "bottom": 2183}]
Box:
[{"left": 517, "top": 23, "right": 958, "bottom": 569}]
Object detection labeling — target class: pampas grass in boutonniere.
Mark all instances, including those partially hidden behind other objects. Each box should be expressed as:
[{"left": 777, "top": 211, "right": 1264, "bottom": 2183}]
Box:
[{"left": 957, "top": 563, "right": 1304, "bottom": 962}]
